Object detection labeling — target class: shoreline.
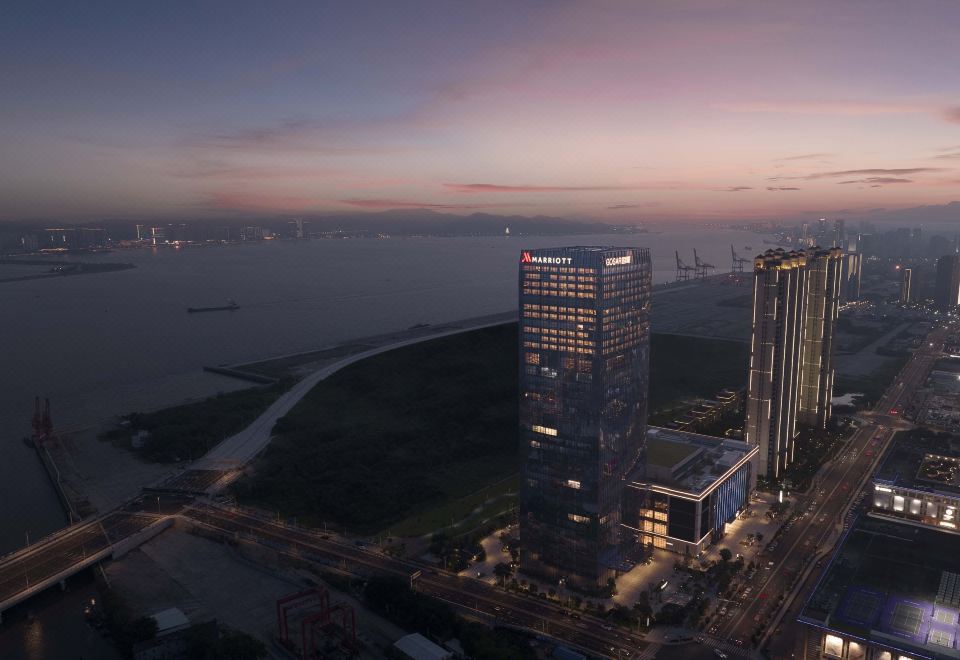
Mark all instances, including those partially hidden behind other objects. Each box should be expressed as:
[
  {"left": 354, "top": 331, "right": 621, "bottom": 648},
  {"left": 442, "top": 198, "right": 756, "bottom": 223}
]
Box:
[{"left": 45, "top": 273, "right": 737, "bottom": 528}]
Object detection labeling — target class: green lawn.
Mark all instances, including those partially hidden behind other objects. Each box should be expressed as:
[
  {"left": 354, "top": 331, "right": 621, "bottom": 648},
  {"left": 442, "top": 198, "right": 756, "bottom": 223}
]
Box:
[
  {"left": 233, "top": 324, "right": 750, "bottom": 536},
  {"left": 648, "top": 333, "right": 749, "bottom": 411},
  {"left": 232, "top": 323, "right": 519, "bottom": 534},
  {"left": 100, "top": 379, "right": 293, "bottom": 463}
]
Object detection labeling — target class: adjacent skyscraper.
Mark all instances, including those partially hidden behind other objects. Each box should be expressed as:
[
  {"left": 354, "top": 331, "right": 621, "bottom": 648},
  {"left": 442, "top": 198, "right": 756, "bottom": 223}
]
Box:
[
  {"left": 935, "top": 255, "right": 960, "bottom": 312},
  {"left": 745, "top": 250, "right": 809, "bottom": 479},
  {"left": 798, "top": 248, "right": 843, "bottom": 429},
  {"left": 745, "top": 247, "right": 841, "bottom": 478},
  {"left": 518, "top": 246, "right": 651, "bottom": 591},
  {"left": 899, "top": 267, "right": 913, "bottom": 305}
]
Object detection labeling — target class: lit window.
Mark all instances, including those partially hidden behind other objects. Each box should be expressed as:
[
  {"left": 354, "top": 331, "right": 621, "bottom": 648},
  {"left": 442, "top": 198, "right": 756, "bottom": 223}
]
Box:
[
  {"left": 566, "top": 480, "right": 581, "bottom": 489},
  {"left": 823, "top": 634, "right": 843, "bottom": 658},
  {"left": 568, "top": 513, "right": 590, "bottom": 524},
  {"left": 532, "top": 425, "right": 558, "bottom": 436},
  {"left": 530, "top": 440, "right": 541, "bottom": 448}
]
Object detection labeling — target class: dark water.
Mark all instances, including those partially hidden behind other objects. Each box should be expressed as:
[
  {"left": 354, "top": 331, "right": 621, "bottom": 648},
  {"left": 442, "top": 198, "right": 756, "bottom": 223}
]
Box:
[
  {"left": 0, "top": 571, "right": 121, "bottom": 660},
  {"left": 0, "top": 227, "right": 759, "bottom": 555}
]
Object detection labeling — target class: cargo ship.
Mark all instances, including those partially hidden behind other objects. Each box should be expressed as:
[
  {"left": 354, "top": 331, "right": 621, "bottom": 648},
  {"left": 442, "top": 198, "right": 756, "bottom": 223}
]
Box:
[{"left": 187, "top": 299, "right": 239, "bottom": 313}]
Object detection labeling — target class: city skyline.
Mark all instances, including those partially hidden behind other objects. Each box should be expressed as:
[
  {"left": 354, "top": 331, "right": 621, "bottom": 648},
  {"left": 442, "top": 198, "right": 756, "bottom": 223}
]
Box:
[{"left": 2, "top": 1, "right": 959, "bottom": 222}]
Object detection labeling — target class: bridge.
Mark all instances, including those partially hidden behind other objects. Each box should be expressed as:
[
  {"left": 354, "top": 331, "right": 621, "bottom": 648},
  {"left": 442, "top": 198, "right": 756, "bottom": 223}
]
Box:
[{"left": 0, "top": 510, "right": 170, "bottom": 622}]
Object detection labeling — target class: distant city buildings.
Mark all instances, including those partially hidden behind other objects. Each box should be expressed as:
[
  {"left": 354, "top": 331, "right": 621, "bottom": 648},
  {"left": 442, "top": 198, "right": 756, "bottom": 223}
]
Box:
[
  {"left": 935, "top": 255, "right": 960, "bottom": 312},
  {"left": 745, "top": 247, "right": 842, "bottom": 479},
  {"left": 42, "top": 227, "right": 107, "bottom": 250},
  {"left": 839, "top": 249, "right": 862, "bottom": 305},
  {"left": 289, "top": 218, "right": 308, "bottom": 239},
  {"left": 900, "top": 267, "right": 913, "bottom": 305},
  {"left": 518, "top": 246, "right": 651, "bottom": 591}
]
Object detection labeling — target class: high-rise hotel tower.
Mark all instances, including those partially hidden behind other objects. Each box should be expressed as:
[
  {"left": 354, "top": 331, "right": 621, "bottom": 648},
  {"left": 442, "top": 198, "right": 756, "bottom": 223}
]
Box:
[
  {"left": 518, "top": 247, "right": 651, "bottom": 591},
  {"left": 745, "top": 247, "right": 841, "bottom": 478}
]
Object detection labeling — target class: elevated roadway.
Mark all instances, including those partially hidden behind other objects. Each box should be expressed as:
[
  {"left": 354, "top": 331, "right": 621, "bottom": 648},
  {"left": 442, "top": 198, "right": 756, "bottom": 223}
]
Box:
[{"left": 0, "top": 510, "right": 168, "bottom": 621}]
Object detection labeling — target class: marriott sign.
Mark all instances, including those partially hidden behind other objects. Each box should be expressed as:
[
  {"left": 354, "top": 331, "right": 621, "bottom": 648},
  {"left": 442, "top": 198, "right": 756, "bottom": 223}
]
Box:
[{"left": 521, "top": 252, "right": 572, "bottom": 265}]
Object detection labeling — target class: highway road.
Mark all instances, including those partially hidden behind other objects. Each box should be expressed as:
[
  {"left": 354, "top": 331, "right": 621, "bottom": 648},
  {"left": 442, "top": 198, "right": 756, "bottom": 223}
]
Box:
[
  {"left": 1, "top": 314, "right": 947, "bottom": 658},
  {"left": 184, "top": 502, "right": 651, "bottom": 659},
  {"left": 657, "top": 322, "right": 948, "bottom": 660},
  {"left": 0, "top": 511, "right": 157, "bottom": 613}
]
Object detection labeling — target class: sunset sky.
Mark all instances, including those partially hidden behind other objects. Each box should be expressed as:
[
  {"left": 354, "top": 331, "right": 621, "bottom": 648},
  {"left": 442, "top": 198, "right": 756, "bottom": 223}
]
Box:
[{"left": 1, "top": 0, "right": 958, "bottom": 222}]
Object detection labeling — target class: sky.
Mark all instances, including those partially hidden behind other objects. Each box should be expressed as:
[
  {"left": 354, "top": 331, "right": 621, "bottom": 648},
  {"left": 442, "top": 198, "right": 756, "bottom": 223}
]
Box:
[{"left": 1, "top": 0, "right": 958, "bottom": 223}]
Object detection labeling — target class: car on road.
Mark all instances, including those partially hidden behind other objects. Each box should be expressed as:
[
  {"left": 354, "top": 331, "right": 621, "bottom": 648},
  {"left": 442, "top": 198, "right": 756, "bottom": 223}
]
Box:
[{"left": 714, "top": 650, "right": 728, "bottom": 659}]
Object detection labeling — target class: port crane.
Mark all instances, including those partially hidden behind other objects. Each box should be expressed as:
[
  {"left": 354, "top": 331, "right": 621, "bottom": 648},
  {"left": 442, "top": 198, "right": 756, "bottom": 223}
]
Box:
[
  {"left": 675, "top": 251, "right": 696, "bottom": 281},
  {"left": 693, "top": 249, "right": 715, "bottom": 278},
  {"left": 731, "top": 244, "right": 752, "bottom": 273}
]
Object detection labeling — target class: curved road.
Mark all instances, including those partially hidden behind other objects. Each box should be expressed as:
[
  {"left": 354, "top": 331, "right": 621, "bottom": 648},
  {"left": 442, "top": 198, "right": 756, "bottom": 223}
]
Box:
[{"left": 193, "top": 313, "right": 516, "bottom": 471}]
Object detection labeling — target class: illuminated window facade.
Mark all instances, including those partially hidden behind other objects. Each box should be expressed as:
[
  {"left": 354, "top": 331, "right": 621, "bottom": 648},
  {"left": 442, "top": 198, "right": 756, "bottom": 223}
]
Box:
[
  {"left": 872, "top": 481, "right": 960, "bottom": 531},
  {"left": 746, "top": 247, "right": 841, "bottom": 477},
  {"left": 799, "top": 248, "right": 843, "bottom": 429},
  {"left": 745, "top": 249, "right": 808, "bottom": 478},
  {"left": 622, "top": 450, "right": 755, "bottom": 557},
  {"left": 518, "top": 246, "right": 651, "bottom": 592}
]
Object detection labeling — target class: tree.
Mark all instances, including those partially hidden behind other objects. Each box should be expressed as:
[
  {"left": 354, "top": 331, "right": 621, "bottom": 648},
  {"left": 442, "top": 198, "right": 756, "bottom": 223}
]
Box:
[
  {"left": 218, "top": 630, "right": 267, "bottom": 660},
  {"left": 719, "top": 548, "right": 732, "bottom": 562},
  {"left": 128, "top": 616, "right": 158, "bottom": 644},
  {"left": 494, "top": 562, "right": 512, "bottom": 586},
  {"left": 605, "top": 577, "right": 618, "bottom": 597}
]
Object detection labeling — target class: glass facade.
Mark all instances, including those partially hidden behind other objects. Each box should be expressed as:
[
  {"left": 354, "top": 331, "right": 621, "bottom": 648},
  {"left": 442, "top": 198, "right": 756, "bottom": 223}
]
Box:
[
  {"left": 518, "top": 246, "right": 651, "bottom": 591},
  {"left": 712, "top": 462, "right": 752, "bottom": 531}
]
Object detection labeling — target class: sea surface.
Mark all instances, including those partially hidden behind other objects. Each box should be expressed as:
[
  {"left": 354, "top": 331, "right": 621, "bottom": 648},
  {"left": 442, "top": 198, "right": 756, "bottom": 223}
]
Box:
[{"left": 0, "top": 226, "right": 761, "bottom": 555}]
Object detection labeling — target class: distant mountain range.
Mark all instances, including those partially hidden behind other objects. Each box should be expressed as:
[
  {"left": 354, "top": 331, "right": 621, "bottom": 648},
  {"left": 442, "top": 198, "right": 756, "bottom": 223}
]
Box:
[{"left": 297, "top": 209, "right": 636, "bottom": 236}]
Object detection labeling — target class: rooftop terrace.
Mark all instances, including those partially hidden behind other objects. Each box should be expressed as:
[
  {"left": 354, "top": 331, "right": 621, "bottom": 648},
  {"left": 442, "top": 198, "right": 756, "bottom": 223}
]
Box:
[{"left": 630, "top": 427, "right": 756, "bottom": 497}]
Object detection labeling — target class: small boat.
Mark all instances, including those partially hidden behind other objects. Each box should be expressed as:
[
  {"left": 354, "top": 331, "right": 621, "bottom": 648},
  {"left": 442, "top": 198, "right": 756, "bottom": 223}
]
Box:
[{"left": 187, "top": 299, "right": 239, "bottom": 314}]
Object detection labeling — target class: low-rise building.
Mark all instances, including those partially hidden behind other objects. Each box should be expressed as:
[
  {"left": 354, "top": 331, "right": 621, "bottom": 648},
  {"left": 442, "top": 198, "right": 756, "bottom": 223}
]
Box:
[
  {"left": 393, "top": 633, "right": 452, "bottom": 660},
  {"left": 871, "top": 432, "right": 960, "bottom": 531},
  {"left": 800, "top": 430, "right": 960, "bottom": 659},
  {"left": 622, "top": 427, "right": 758, "bottom": 556}
]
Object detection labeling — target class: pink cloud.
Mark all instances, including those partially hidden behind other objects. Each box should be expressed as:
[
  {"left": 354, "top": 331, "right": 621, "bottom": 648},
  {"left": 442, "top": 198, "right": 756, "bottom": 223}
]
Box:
[
  {"left": 445, "top": 182, "right": 752, "bottom": 194},
  {"left": 712, "top": 100, "right": 929, "bottom": 116},
  {"left": 945, "top": 107, "right": 960, "bottom": 124},
  {"left": 176, "top": 163, "right": 344, "bottom": 180},
  {"left": 771, "top": 167, "right": 947, "bottom": 181},
  {"left": 202, "top": 191, "right": 323, "bottom": 211},
  {"left": 775, "top": 153, "right": 833, "bottom": 161},
  {"left": 837, "top": 177, "right": 913, "bottom": 185},
  {"left": 445, "top": 183, "right": 633, "bottom": 193},
  {"left": 338, "top": 198, "right": 515, "bottom": 210}
]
